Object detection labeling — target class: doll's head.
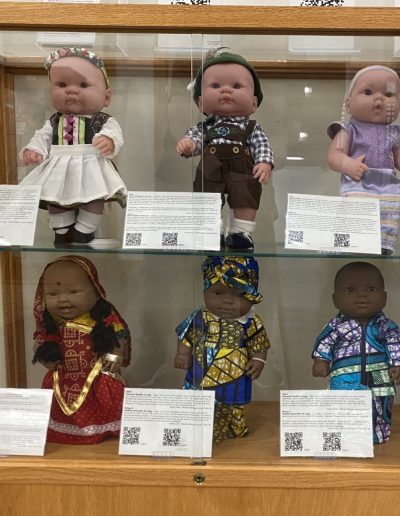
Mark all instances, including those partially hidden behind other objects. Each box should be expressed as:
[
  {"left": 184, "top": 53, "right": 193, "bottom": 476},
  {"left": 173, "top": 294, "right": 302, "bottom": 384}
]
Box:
[
  {"left": 332, "top": 261, "right": 387, "bottom": 324},
  {"left": 193, "top": 52, "right": 263, "bottom": 117},
  {"left": 45, "top": 47, "right": 111, "bottom": 115},
  {"left": 202, "top": 256, "right": 262, "bottom": 319},
  {"left": 345, "top": 65, "right": 400, "bottom": 125},
  {"left": 33, "top": 255, "right": 130, "bottom": 365}
]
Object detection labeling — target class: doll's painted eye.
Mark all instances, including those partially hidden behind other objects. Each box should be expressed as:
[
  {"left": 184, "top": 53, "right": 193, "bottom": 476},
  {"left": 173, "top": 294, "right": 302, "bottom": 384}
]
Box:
[
  {"left": 345, "top": 287, "right": 354, "bottom": 293},
  {"left": 80, "top": 82, "right": 89, "bottom": 89},
  {"left": 364, "top": 89, "right": 372, "bottom": 95},
  {"left": 233, "top": 83, "right": 241, "bottom": 89},
  {"left": 368, "top": 286, "right": 378, "bottom": 292},
  {"left": 70, "top": 289, "right": 79, "bottom": 294},
  {"left": 57, "top": 82, "right": 67, "bottom": 88},
  {"left": 386, "top": 92, "right": 393, "bottom": 97},
  {"left": 211, "top": 83, "right": 220, "bottom": 89}
]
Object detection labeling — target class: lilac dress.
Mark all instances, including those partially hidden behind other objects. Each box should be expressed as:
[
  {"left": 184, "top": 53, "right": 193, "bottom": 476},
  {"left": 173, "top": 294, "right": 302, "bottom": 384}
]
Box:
[{"left": 328, "top": 118, "right": 400, "bottom": 251}]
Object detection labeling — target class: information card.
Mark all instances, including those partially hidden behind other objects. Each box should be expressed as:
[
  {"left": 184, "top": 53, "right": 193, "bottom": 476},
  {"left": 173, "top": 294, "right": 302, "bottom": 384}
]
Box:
[
  {"left": 285, "top": 193, "right": 381, "bottom": 254},
  {"left": 0, "top": 388, "right": 53, "bottom": 456},
  {"left": 0, "top": 185, "right": 41, "bottom": 246},
  {"left": 119, "top": 388, "right": 215, "bottom": 458},
  {"left": 280, "top": 390, "right": 373, "bottom": 458},
  {"left": 123, "top": 191, "right": 221, "bottom": 251}
]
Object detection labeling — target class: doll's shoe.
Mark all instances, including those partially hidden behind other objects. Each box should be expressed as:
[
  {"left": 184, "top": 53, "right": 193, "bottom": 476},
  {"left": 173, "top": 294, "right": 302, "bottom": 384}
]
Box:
[
  {"left": 381, "top": 248, "right": 394, "bottom": 256},
  {"left": 73, "top": 229, "right": 96, "bottom": 244},
  {"left": 225, "top": 232, "right": 254, "bottom": 250},
  {"left": 220, "top": 233, "right": 226, "bottom": 248},
  {"left": 53, "top": 226, "right": 75, "bottom": 246}
]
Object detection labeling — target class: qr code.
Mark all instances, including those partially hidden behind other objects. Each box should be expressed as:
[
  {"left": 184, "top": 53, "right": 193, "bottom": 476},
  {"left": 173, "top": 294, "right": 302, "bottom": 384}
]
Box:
[
  {"left": 284, "top": 431, "right": 303, "bottom": 451},
  {"left": 334, "top": 232, "right": 350, "bottom": 248},
  {"left": 162, "top": 232, "right": 178, "bottom": 246},
  {"left": 171, "top": 0, "right": 211, "bottom": 4},
  {"left": 288, "top": 230, "right": 304, "bottom": 244},
  {"left": 125, "top": 232, "right": 142, "bottom": 247},
  {"left": 300, "top": 0, "right": 344, "bottom": 5},
  {"left": 323, "top": 432, "right": 342, "bottom": 452},
  {"left": 162, "top": 428, "right": 182, "bottom": 446},
  {"left": 122, "top": 426, "right": 141, "bottom": 445}
]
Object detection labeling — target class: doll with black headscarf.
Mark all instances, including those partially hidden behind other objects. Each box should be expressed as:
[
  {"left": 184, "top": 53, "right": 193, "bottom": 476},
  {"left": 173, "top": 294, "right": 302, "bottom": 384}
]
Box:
[{"left": 33, "top": 255, "right": 131, "bottom": 444}]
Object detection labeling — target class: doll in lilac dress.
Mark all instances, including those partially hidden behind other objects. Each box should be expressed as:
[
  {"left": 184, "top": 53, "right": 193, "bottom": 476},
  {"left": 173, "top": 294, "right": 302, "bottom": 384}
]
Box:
[
  {"left": 327, "top": 65, "right": 400, "bottom": 254},
  {"left": 312, "top": 262, "right": 400, "bottom": 443}
]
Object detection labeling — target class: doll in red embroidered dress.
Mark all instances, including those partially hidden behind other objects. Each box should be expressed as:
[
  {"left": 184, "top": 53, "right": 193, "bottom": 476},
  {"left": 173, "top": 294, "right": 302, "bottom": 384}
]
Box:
[
  {"left": 32, "top": 255, "right": 131, "bottom": 444},
  {"left": 20, "top": 47, "right": 127, "bottom": 245}
]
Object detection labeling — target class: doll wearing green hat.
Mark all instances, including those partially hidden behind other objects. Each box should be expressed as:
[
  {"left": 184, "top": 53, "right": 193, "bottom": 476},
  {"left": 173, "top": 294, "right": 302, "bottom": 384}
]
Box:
[{"left": 176, "top": 52, "right": 274, "bottom": 250}]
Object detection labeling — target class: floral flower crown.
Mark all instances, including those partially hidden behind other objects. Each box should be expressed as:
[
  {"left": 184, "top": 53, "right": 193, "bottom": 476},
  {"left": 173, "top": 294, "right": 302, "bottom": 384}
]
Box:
[{"left": 44, "top": 47, "right": 110, "bottom": 88}]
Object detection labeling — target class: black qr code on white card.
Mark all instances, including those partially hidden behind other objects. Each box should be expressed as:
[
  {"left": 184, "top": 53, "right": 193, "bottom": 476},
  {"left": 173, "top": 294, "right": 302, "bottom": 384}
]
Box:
[
  {"left": 284, "top": 431, "right": 303, "bottom": 451},
  {"left": 288, "top": 230, "right": 304, "bottom": 244},
  {"left": 334, "top": 233, "right": 350, "bottom": 248},
  {"left": 125, "top": 232, "right": 142, "bottom": 247},
  {"left": 170, "top": 0, "right": 211, "bottom": 5},
  {"left": 162, "top": 428, "right": 182, "bottom": 446},
  {"left": 122, "top": 426, "right": 141, "bottom": 445},
  {"left": 162, "top": 232, "right": 178, "bottom": 246},
  {"left": 323, "top": 432, "right": 342, "bottom": 451},
  {"left": 300, "top": 0, "right": 344, "bottom": 5}
]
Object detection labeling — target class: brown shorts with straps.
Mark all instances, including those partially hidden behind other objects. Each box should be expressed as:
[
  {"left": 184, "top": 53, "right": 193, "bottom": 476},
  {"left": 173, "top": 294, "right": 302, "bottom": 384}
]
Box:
[{"left": 193, "top": 143, "right": 262, "bottom": 210}]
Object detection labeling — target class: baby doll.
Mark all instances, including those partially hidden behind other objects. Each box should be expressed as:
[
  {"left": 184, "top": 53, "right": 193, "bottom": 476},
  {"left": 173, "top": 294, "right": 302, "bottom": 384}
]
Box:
[
  {"left": 32, "top": 255, "right": 131, "bottom": 444},
  {"left": 20, "top": 47, "right": 127, "bottom": 245},
  {"left": 175, "top": 255, "right": 270, "bottom": 444},
  {"left": 327, "top": 65, "right": 400, "bottom": 255},
  {"left": 312, "top": 261, "right": 400, "bottom": 444},
  {"left": 176, "top": 51, "right": 274, "bottom": 251}
]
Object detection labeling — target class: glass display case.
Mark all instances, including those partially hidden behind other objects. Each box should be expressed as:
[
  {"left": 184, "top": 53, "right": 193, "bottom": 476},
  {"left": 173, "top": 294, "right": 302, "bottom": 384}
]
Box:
[{"left": 1, "top": 3, "right": 400, "bottom": 516}]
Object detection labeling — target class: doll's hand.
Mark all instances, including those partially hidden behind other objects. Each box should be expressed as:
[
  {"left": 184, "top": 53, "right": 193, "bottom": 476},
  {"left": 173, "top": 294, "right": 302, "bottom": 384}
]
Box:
[
  {"left": 389, "top": 365, "right": 400, "bottom": 385},
  {"left": 344, "top": 155, "right": 368, "bottom": 181},
  {"left": 174, "top": 353, "right": 192, "bottom": 370},
  {"left": 253, "top": 163, "right": 272, "bottom": 185},
  {"left": 246, "top": 358, "right": 265, "bottom": 380},
  {"left": 312, "top": 359, "right": 330, "bottom": 377},
  {"left": 93, "top": 135, "right": 114, "bottom": 156},
  {"left": 176, "top": 138, "right": 197, "bottom": 157},
  {"left": 22, "top": 149, "right": 43, "bottom": 165}
]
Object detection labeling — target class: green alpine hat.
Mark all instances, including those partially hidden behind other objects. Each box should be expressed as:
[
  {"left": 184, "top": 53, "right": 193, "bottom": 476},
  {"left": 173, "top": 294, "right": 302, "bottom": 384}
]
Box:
[{"left": 193, "top": 52, "right": 263, "bottom": 106}]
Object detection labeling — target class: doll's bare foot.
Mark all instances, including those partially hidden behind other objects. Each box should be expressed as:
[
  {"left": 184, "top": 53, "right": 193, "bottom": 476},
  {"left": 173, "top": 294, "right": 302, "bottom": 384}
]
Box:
[{"left": 225, "top": 232, "right": 254, "bottom": 251}]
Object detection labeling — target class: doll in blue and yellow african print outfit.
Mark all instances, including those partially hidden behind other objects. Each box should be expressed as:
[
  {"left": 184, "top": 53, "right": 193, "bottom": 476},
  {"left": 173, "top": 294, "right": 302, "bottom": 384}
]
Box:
[{"left": 175, "top": 256, "right": 270, "bottom": 444}]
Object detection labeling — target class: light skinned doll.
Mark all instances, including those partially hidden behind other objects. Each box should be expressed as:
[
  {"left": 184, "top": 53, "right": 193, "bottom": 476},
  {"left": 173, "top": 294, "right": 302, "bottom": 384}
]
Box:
[
  {"left": 177, "top": 52, "right": 274, "bottom": 251},
  {"left": 20, "top": 47, "right": 127, "bottom": 246},
  {"left": 327, "top": 65, "right": 400, "bottom": 255}
]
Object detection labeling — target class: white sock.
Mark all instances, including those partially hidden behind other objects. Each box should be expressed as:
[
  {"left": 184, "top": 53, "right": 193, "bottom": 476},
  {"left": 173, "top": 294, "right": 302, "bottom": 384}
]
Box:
[
  {"left": 75, "top": 210, "right": 102, "bottom": 234},
  {"left": 49, "top": 211, "right": 76, "bottom": 233},
  {"left": 228, "top": 217, "right": 256, "bottom": 235}
]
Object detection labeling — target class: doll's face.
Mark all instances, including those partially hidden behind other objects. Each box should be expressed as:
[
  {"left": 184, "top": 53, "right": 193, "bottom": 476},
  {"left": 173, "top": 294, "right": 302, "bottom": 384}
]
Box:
[
  {"left": 345, "top": 69, "right": 400, "bottom": 124},
  {"left": 204, "top": 282, "right": 253, "bottom": 320},
  {"left": 44, "top": 261, "right": 99, "bottom": 320},
  {"left": 49, "top": 56, "right": 111, "bottom": 115},
  {"left": 332, "top": 267, "right": 386, "bottom": 324},
  {"left": 198, "top": 63, "right": 258, "bottom": 117}
]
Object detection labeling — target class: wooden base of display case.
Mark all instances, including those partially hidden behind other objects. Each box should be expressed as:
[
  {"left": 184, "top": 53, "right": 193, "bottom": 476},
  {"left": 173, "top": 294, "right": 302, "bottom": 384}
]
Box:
[{"left": 1, "top": 401, "right": 400, "bottom": 516}]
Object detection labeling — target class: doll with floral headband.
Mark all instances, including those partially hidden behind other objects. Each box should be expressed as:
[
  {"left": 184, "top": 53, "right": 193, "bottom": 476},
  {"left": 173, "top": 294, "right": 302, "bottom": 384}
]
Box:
[
  {"left": 177, "top": 52, "right": 274, "bottom": 251},
  {"left": 20, "top": 47, "right": 127, "bottom": 245},
  {"left": 327, "top": 65, "right": 400, "bottom": 255},
  {"left": 32, "top": 255, "right": 131, "bottom": 444},
  {"left": 175, "top": 256, "right": 270, "bottom": 444}
]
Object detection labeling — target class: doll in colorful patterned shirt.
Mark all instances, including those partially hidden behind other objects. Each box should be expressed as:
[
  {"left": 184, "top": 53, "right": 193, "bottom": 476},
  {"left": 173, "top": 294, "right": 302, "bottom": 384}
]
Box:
[
  {"left": 20, "top": 47, "right": 127, "bottom": 245},
  {"left": 175, "top": 256, "right": 270, "bottom": 444},
  {"left": 32, "top": 255, "right": 131, "bottom": 444},
  {"left": 312, "top": 261, "right": 400, "bottom": 443},
  {"left": 327, "top": 65, "right": 400, "bottom": 255},
  {"left": 177, "top": 52, "right": 274, "bottom": 251}
]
